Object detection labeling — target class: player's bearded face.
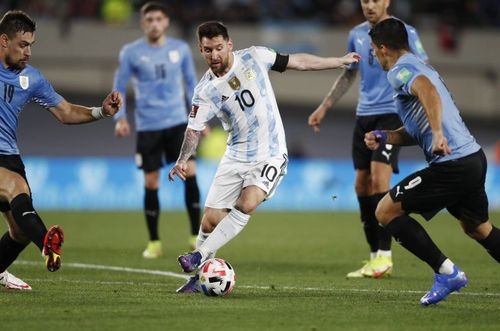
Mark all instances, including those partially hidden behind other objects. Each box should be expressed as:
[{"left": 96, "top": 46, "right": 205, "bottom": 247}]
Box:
[
  {"left": 3, "top": 31, "right": 33, "bottom": 70},
  {"left": 200, "top": 36, "right": 233, "bottom": 76},
  {"left": 142, "top": 11, "right": 169, "bottom": 42},
  {"left": 360, "top": 0, "right": 390, "bottom": 24}
]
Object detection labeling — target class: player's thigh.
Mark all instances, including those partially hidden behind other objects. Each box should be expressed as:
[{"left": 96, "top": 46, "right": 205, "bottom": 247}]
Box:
[
  {"left": 447, "top": 150, "right": 489, "bottom": 227},
  {"left": 136, "top": 130, "right": 164, "bottom": 172},
  {"left": 243, "top": 154, "right": 288, "bottom": 201},
  {"left": 205, "top": 159, "right": 245, "bottom": 210},
  {"left": 389, "top": 166, "right": 460, "bottom": 220}
]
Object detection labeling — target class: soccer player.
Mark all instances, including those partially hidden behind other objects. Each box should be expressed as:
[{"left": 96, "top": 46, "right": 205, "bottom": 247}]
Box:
[
  {"left": 0, "top": 10, "right": 122, "bottom": 290},
  {"left": 366, "top": 18, "right": 500, "bottom": 305},
  {"left": 113, "top": 2, "right": 201, "bottom": 258},
  {"left": 308, "top": 0, "right": 428, "bottom": 278},
  {"left": 168, "top": 21, "right": 360, "bottom": 293}
]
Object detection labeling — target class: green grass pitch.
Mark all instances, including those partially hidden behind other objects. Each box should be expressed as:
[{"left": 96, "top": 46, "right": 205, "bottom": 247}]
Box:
[{"left": 1, "top": 211, "right": 499, "bottom": 331}]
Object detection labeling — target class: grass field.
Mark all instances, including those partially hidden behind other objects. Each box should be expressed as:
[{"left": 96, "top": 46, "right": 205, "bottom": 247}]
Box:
[{"left": 1, "top": 211, "right": 499, "bottom": 331}]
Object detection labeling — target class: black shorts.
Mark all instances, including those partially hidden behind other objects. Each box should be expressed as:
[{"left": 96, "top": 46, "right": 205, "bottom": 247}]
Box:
[
  {"left": 136, "top": 123, "right": 195, "bottom": 172},
  {"left": 0, "top": 154, "right": 31, "bottom": 212},
  {"left": 389, "top": 149, "right": 489, "bottom": 225},
  {"left": 352, "top": 114, "right": 402, "bottom": 174}
]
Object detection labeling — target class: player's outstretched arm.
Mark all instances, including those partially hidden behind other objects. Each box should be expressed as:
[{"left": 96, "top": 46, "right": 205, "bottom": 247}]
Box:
[
  {"left": 169, "top": 128, "right": 202, "bottom": 181},
  {"left": 49, "top": 91, "right": 122, "bottom": 124},
  {"left": 308, "top": 69, "right": 357, "bottom": 133},
  {"left": 287, "top": 52, "right": 360, "bottom": 71}
]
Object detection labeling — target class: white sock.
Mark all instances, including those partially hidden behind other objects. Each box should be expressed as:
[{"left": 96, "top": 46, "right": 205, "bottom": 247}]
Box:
[
  {"left": 377, "top": 250, "right": 392, "bottom": 258},
  {"left": 196, "top": 229, "right": 215, "bottom": 260},
  {"left": 198, "top": 208, "right": 250, "bottom": 259},
  {"left": 370, "top": 252, "right": 377, "bottom": 260},
  {"left": 438, "top": 258, "right": 455, "bottom": 275}
]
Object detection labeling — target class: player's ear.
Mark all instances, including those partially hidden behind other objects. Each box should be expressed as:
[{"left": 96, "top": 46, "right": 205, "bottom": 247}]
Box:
[
  {"left": 227, "top": 38, "right": 233, "bottom": 51},
  {"left": 0, "top": 34, "right": 9, "bottom": 48}
]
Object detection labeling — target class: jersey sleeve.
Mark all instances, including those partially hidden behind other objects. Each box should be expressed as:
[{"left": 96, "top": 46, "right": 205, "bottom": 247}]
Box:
[
  {"left": 346, "top": 30, "right": 359, "bottom": 71},
  {"left": 387, "top": 64, "right": 422, "bottom": 96},
  {"left": 32, "top": 72, "right": 63, "bottom": 109},
  {"left": 181, "top": 43, "right": 198, "bottom": 108},
  {"left": 407, "top": 26, "right": 429, "bottom": 62},
  {"left": 112, "top": 45, "right": 133, "bottom": 121},
  {"left": 188, "top": 90, "right": 215, "bottom": 131},
  {"left": 254, "top": 46, "right": 289, "bottom": 72}
]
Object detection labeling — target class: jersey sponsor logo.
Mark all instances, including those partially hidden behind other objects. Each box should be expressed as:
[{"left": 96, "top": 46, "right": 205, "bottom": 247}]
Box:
[
  {"left": 228, "top": 76, "right": 241, "bottom": 90},
  {"left": 396, "top": 67, "right": 413, "bottom": 84},
  {"left": 19, "top": 76, "right": 29, "bottom": 90},
  {"left": 356, "top": 37, "right": 364, "bottom": 46},
  {"left": 245, "top": 69, "right": 256, "bottom": 81},
  {"left": 189, "top": 105, "right": 199, "bottom": 118},
  {"left": 140, "top": 55, "right": 150, "bottom": 62},
  {"left": 221, "top": 95, "right": 229, "bottom": 103},
  {"left": 169, "top": 50, "right": 180, "bottom": 63}
]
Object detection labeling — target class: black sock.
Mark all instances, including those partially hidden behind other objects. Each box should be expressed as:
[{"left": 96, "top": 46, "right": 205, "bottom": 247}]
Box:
[
  {"left": 477, "top": 226, "right": 500, "bottom": 263},
  {"left": 385, "top": 215, "right": 447, "bottom": 273},
  {"left": 185, "top": 176, "right": 201, "bottom": 236},
  {"left": 358, "top": 195, "right": 378, "bottom": 253},
  {"left": 144, "top": 188, "right": 159, "bottom": 241},
  {"left": 372, "top": 192, "right": 392, "bottom": 251},
  {"left": 0, "top": 232, "right": 28, "bottom": 273},
  {"left": 10, "top": 193, "right": 46, "bottom": 251}
]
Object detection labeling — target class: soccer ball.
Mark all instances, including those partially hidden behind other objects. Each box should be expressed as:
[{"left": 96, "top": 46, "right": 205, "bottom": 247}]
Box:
[{"left": 198, "top": 258, "right": 236, "bottom": 297}]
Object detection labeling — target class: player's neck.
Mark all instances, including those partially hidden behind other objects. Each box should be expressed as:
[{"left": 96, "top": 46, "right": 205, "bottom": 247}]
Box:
[{"left": 389, "top": 50, "right": 411, "bottom": 69}]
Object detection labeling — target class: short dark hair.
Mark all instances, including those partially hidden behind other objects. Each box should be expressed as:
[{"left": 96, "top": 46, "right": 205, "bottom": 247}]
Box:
[
  {"left": 369, "top": 18, "right": 409, "bottom": 51},
  {"left": 0, "top": 10, "right": 36, "bottom": 38},
  {"left": 140, "top": 1, "right": 168, "bottom": 17},
  {"left": 197, "top": 21, "right": 229, "bottom": 42}
]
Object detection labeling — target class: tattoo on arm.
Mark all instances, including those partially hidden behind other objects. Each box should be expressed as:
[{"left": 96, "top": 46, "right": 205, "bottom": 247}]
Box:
[
  {"left": 323, "top": 69, "right": 356, "bottom": 107},
  {"left": 178, "top": 128, "right": 201, "bottom": 162}
]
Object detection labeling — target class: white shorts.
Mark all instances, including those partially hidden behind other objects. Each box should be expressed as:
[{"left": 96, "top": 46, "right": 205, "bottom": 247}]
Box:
[{"left": 204, "top": 154, "right": 288, "bottom": 209}]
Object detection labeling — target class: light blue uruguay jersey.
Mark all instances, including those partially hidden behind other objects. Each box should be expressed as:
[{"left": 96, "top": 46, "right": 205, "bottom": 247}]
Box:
[
  {"left": 0, "top": 64, "right": 63, "bottom": 154},
  {"left": 113, "top": 37, "right": 197, "bottom": 132},
  {"left": 387, "top": 53, "right": 480, "bottom": 164},
  {"left": 189, "top": 46, "right": 287, "bottom": 163},
  {"left": 347, "top": 19, "right": 428, "bottom": 116}
]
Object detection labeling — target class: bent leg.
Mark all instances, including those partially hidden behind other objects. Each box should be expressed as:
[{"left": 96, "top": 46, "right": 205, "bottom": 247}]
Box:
[
  {"left": 461, "top": 220, "right": 500, "bottom": 263},
  {"left": 377, "top": 195, "right": 447, "bottom": 273}
]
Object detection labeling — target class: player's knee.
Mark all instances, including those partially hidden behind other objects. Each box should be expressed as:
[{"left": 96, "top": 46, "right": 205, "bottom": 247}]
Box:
[
  {"left": 234, "top": 202, "right": 256, "bottom": 215},
  {"left": 461, "top": 220, "right": 491, "bottom": 240},
  {"left": 375, "top": 195, "right": 398, "bottom": 226}
]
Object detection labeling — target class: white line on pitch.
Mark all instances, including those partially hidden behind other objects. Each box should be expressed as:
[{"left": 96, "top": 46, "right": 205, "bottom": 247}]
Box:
[{"left": 15, "top": 260, "right": 500, "bottom": 297}]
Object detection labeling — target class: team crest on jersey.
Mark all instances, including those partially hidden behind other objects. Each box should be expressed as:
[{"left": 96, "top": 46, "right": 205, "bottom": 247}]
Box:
[
  {"left": 169, "top": 50, "right": 180, "bottom": 63},
  {"left": 19, "top": 75, "right": 29, "bottom": 90},
  {"left": 228, "top": 76, "right": 241, "bottom": 90},
  {"left": 189, "top": 105, "right": 199, "bottom": 118},
  {"left": 245, "top": 69, "right": 256, "bottom": 81}
]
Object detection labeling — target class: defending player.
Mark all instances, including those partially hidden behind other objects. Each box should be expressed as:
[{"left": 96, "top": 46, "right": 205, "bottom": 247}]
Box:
[
  {"left": 168, "top": 21, "right": 360, "bottom": 293},
  {"left": 366, "top": 18, "right": 500, "bottom": 305},
  {"left": 308, "top": 0, "right": 428, "bottom": 278},
  {"left": 0, "top": 10, "right": 121, "bottom": 290}
]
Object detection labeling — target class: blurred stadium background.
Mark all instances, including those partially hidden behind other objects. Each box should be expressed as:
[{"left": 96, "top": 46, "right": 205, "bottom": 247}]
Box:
[{"left": 2, "top": 0, "right": 499, "bottom": 211}]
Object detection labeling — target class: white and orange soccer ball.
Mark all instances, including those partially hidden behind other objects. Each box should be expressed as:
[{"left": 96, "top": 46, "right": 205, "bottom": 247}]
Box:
[{"left": 198, "top": 258, "right": 236, "bottom": 297}]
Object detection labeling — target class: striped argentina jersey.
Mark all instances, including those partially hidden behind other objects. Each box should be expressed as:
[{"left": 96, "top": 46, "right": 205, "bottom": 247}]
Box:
[
  {"left": 189, "top": 46, "right": 288, "bottom": 163},
  {"left": 0, "top": 64, "right": 63, "bottom": 154},
  {"left": 387, "top": 53, "right": 480, "bottom": 164}
]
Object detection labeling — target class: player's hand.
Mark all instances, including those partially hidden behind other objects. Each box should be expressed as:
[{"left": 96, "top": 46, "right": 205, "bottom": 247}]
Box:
[
  {"left": 168, "top": 160, "right": 188, "bottom": 181},
  {"left": 339, "top": 52, "right": 361, "bottom": 68},
  {"left": 308, "top": 104, "right": 328, "bottom": 133},
  {"left": 102, "top": 91, "right": 122, "bottom": 117},
  {"left": 431, "top": 131, "right": 451, "bottom": 156},
  {"left": 114, "top": 118, "right": 130, "bottom": 137},
  {"left": 364, "top": 131, "right": 380, "bottom": 150}
]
